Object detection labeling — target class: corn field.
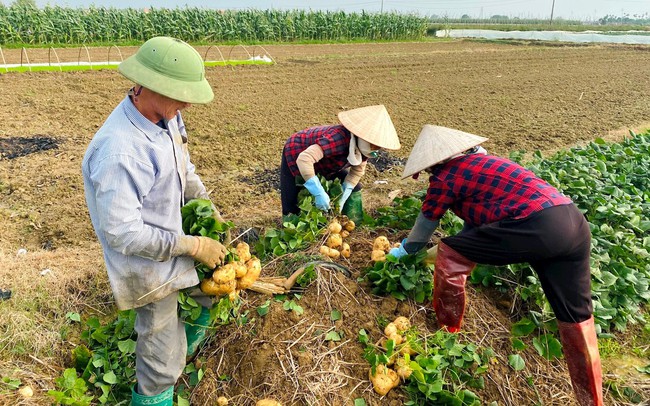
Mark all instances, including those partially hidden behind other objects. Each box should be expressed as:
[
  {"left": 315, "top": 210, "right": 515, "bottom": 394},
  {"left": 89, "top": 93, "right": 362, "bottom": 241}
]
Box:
[{"left": 0, "top": 4, "right": 428, "bottom": 45}]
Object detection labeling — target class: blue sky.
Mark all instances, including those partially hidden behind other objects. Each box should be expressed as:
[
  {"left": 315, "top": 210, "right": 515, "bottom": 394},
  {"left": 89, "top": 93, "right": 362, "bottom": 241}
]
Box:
[{"left": 30, "top": 0, "right": 649, "bottom": 20}]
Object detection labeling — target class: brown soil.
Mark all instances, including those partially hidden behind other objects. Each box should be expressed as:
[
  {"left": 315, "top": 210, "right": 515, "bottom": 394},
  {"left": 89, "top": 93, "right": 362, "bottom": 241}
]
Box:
[{"left": 1, "top": 40, "right": 649, "bottom": 405}]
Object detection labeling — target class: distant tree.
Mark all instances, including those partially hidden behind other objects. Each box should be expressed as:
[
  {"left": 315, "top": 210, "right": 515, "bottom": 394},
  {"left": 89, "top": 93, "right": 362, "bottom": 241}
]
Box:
[
  {"left": 461, "top": 14, "right": 471, "bottom": 20},
  {"left": 490, "top": 15, "right": 509, "bottom": 20}
]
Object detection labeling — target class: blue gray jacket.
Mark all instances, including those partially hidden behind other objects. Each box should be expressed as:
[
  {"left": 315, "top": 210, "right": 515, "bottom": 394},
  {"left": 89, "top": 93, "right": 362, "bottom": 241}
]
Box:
[{"left": 82, "top": 96, "right": 209, "bottom": 310}]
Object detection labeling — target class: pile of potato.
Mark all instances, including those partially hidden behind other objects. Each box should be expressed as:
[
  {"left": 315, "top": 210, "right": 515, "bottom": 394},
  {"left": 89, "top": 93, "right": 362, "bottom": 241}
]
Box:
[
  {"left": 200, "top": 242, "right": 261, "bottom": 300},
  {"left": 369, "top": 316, "right": 417, "bottom": 396},
  {"left": 319, "top": 218, "right": 355, "bottom": 259},
  {"left": 371, "top": 236, "right": 402, "bottom": 262}
]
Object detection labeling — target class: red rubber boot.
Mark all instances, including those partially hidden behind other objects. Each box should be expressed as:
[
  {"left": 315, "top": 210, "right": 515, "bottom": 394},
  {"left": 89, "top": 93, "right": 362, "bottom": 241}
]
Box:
[
  {"left": 557, "top": 316, "right": 604, "bottom": 406},
  {"left": 432, "top": 242, "right": 476, "bottom": 333}
]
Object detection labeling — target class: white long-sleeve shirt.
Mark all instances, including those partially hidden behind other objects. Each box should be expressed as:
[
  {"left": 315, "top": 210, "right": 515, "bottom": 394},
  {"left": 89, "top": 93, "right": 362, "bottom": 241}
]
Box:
[{"left": 82, "top": 96, "right": 208, "bottom": 310}]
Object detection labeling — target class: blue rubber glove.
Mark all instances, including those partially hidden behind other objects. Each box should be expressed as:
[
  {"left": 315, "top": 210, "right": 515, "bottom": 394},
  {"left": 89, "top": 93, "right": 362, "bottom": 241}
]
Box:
[
  {"left": 388, "top": 238, "right": 409, "bottom": 259},
  {"left": 303, "top": 176, "right": 330, "bottom": 211},
  {"left": 338, "top": 182, "right": 354, "bottom": 213}
]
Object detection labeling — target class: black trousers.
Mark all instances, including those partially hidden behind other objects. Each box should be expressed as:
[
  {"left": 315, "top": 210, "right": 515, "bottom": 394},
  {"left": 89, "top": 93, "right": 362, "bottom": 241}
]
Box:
[
  {"left": 280, "top": 153, "right": 361, "bottom": 216},
  {"left": 443, "top": 204, "right": 593, "bottom": 323}
]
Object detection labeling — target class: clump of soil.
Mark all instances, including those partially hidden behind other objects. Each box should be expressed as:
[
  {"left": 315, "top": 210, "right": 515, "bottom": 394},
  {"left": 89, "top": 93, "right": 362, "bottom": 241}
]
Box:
[
  {"left": 368, "top": 150, "right": 406, "bottom": 173},
  {"left": 240, "top": 167, "right": 281, "bottom": 194},
  {"left": 0, "top": 136, "right": 59, "bottom": 160}
]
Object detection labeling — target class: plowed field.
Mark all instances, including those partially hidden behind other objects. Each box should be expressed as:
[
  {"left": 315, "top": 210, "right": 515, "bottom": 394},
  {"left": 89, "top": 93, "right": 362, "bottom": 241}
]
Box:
[{"left": 1, "top": 40, "right": 649, "bottom": 405}]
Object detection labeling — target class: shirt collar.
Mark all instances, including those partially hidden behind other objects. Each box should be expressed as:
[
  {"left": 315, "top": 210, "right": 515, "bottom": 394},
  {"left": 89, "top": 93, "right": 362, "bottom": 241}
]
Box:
[{"left": 121, "top": 95, "right": 168, "bottom": 141}]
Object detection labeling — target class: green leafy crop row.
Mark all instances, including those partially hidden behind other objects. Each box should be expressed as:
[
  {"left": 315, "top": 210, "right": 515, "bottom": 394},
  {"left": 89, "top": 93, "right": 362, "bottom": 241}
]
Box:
[{"left": 0, "top": 4, "right": 428, "bottom": 45}]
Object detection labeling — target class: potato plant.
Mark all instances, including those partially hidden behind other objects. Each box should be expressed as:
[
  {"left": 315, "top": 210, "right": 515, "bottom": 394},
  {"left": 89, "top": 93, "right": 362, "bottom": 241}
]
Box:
[
  {"left": 49, "top": 311, "right": 139, "bottom": 405},
  {"left": 365, "top": 249, "right": 433, "bottom": 303},
  {"left": 179, "top": 200, "right": 256, "bottom": 328},
  {"left": 256, "top": 176, "right": 342, "bottom": 259},
  {"left": 181, "top": 198, "right": 236, "bottom": 280},
  {"left": 361, "top": 320, "right": 493, "bottom": 404},
  {"left": 366, "top": 190, "right": 426, "bottom": 230}
]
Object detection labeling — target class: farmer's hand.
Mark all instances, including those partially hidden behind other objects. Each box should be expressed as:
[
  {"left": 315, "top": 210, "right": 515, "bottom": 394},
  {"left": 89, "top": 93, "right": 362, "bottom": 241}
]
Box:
[
  {"left": 388, "top": 238, "right": 409, "bottom": 259},
  {"left": 189, "top": 236, "right": 227, "bottom": 269},
  {"left": 338, "top": 182, "right": 354, "bottom": 213},
  {"left": 303, "top": 176, "right": 330, "bottom": 211}
]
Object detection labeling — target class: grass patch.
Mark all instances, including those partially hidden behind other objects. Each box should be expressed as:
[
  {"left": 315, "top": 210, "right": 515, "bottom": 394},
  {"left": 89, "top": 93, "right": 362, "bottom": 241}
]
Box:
[{"left": 0, "top": 59, "right": 273, "bottom": 74}]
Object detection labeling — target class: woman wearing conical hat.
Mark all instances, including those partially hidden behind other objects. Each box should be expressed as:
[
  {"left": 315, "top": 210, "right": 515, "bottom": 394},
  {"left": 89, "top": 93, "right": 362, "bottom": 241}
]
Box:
[
  {"left": 389, "top": 125, "right": 603, "bottom": 406},
  {"left": 280, "top": 105, "right": 400, "bottom": 223}
]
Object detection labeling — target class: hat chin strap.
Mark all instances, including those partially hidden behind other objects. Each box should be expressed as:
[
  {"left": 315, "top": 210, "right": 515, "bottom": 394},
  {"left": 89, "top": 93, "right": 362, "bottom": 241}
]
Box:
[
  {"left": 347, "top": 134, "right": 363, "bottom": 165},
  {"left": 357, "top": 137, "right": 374, "bottom": 157}
]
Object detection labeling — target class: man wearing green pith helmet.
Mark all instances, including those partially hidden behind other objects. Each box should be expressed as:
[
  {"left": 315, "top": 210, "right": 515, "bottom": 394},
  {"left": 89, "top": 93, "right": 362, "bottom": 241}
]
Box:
[{"left": 82, "top": 37, "right": 227, "bottom": 406}]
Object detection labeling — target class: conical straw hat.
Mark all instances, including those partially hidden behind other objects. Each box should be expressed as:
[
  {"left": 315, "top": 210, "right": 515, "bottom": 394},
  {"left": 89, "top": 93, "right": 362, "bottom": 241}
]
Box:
[
  {"left": 401, "top": 125, "right": 488, "bottom": 179},
  {"left": 338, "top": 105, "right": 400, "bottom": 150}
]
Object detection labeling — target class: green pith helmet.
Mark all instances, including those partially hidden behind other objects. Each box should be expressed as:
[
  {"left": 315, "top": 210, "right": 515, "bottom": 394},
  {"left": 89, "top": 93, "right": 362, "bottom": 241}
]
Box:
[{"left": 118, "top": 36, "right": 214, "bottom": 104}]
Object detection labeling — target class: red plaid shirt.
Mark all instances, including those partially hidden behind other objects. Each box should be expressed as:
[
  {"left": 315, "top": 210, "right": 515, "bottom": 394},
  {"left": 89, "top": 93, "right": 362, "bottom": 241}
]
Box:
[
  {"left": 422, "top": 154, "right": 572, "bottom": 226},
  {"left": 283, "top": 125, "right": 356, "bottom": 178}
]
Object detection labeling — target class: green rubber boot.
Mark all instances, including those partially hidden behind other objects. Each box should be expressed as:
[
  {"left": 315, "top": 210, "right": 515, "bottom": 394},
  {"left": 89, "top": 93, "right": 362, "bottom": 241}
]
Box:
[
  {"left": 185, "top": 306, "right": 211, "bottom": 360},
  {"left": 131, "top": 385, "right": 173, "bottom": 406},
  {"left": 342, "top": 191, "right": 364, "bottom": 224}
]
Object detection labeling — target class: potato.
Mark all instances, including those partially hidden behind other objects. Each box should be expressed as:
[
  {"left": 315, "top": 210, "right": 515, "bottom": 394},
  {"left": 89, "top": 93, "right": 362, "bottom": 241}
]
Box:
[
  {"left": 393, "top": 316, "right": 411, "bottom": 332},
  {"left": 340, "top": 230, "right": 350, "bottom": 239},
  {"left": 319, "top": 245, "right": 331, "bottom": 256},
  {"left": 228, "top": 290, "right": 239, "bottom": 302},
  {"left": 238, "top": 258, "right": 262, "bottom": 290},
  {"left": 387, "top": 332, "right": 404, "bottom": 346},
  {"left": 399, "top": 341, "right": 418, "bottom": 356},
  {"left": 373, "top": 236, "right": 391, "bottom": 252},
  {"left": 380, "top": 332, "right": 403, "bottom": 348},
  {"left": 234, "top": 262, "right": 248, "bottom": 279},
  {"left": 384, "top": 322, "right": 398, "bottom": 337},
  {"left": 328, "top": 248, "right": 341, "bottom": 259},
  {"left": 340, "top": 242, "right": 350, "bottom": 258},
  {"left": 236, "top": 242, "right": 252, "bottom": 263},
  {"left": 368, "top": 364, "right": 399, "bottom": 396},
  {"left": 344, "top": 220, "right": 356, "bottom": 232},
  {"left": 18, "top": 386, "right": 33, "bottom": 398},
  {"left": 395, "top": 357, "right": 413, "bottom": 380},
  {"left": 371, "top": 249, "right": 386, "bottom": 262},
  {"left": 328, "top": 220, "right": 342, "bottom": 234},
  {"left": 201, "top": 278, "right": 236, "bottom": 296},
  {"left": 246, "top": 257, "right": 262, "bottom": 277},
  {"left": 217, "top": 396, "right": 229, "bottom": 406},
  {"left": 327, "top": 233, "right": 343, "bottom": 249},
  {"left": 237, "top": 275, "right": 254, "bottom": 290},
  {"left": 256, "top": 400, "right": 282, "bottom": 406},
  {"left": 212, "top": 263, "right": 236, "bottom": 284}
]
